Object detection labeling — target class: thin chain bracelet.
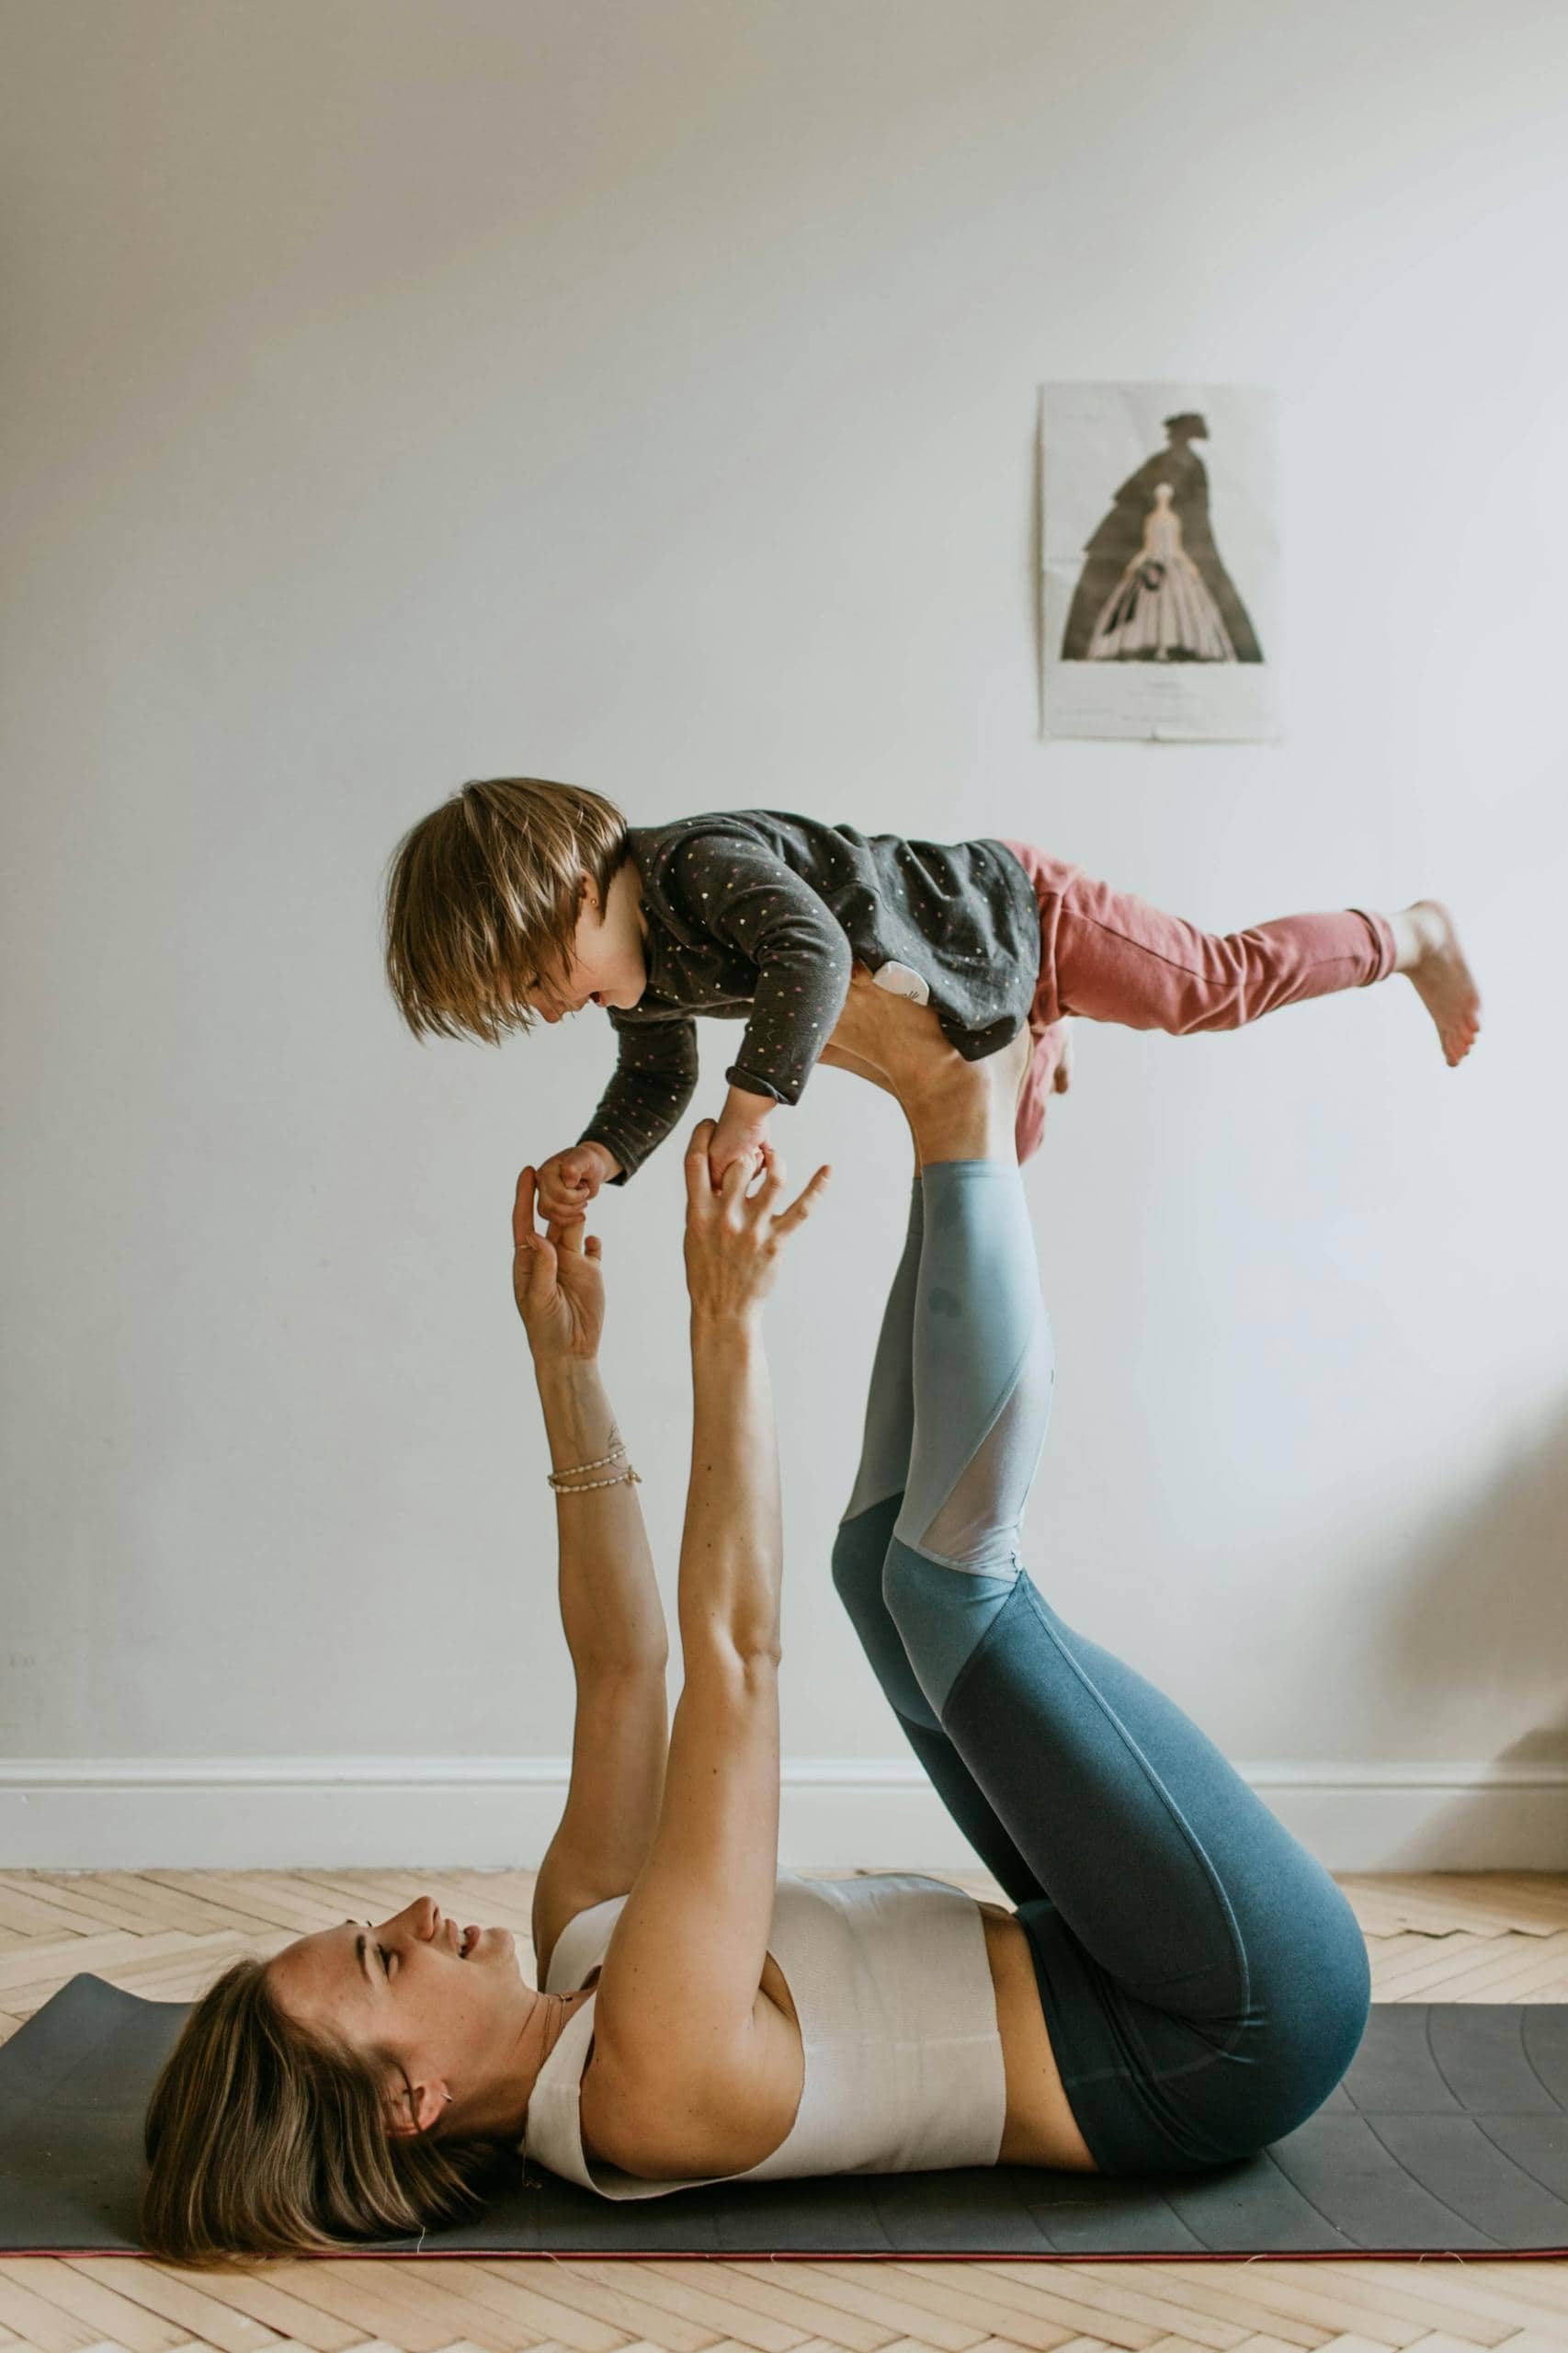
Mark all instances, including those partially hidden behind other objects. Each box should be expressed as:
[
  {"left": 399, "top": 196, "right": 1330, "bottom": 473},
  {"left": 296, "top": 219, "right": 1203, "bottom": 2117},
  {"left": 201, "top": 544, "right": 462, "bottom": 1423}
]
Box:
[{"left": 550, "top": 1464, "right": 642, "bottom": 1494}]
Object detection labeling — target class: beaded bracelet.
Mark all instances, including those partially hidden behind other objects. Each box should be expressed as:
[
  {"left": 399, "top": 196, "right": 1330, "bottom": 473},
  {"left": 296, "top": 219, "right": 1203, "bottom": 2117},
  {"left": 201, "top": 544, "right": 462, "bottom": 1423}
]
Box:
[
  {"left": 547, "top": 1441, "right": 626, "bottom": 1485},
  {"left": 550, "top": 1464, "right": 642, "bottom": 1493}
]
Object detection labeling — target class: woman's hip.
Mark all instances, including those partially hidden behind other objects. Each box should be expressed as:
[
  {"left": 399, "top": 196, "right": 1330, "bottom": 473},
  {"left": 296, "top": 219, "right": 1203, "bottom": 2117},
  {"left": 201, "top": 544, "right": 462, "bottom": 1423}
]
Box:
[{"left": 1016, "top": 1878, "right": 1370, "bottom": 2174}]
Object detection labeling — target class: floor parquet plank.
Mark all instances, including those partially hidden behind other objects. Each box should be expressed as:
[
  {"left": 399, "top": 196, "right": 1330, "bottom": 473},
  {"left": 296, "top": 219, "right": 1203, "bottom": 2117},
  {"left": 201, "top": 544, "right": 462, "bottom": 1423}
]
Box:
[
  {"left": 1215, "top": 2262, "right": 1435, "bottom": 2347},
  {"left": 1364, "top": 1939, "right": 1499, "bottom": 1997},
  {"left": 893, "top": 2263, "right": 1157, "bottom": 2351},
  {"left": 224, "top": 2261, "right": 449, "bottom": 2353},
  {"left": 99, "top": 1874, "right": 309, "bottom": 1943},
  {"left": 1460, "top": 1945, "right": 1568, "bottom": 2002},
  {"left": 1424, "top": 1935, "right": 1568, "bottom": 2002},
  {"left": 1035, "top": 2269, "right": 1328, "bottom": 2351},
  {"left": 310, "top": 2256, "right": 544, "bottom": 2353},
  {"left": 1225, "top": 2336, "right": 1329, "bottom": 2353},
  {"left": 284, "top": 1870, "right": 537, "bottom": 1943},
  {"left": 460, "top": 2259, "right": 715, "bottom": 2353},
  {"left": 0, "top": 2265, "right": 109, "bottom": 2351},
  {"left": 1339, "top": 1881, "right": 1566, "bottom": 1941},
  {"left": 0, "top": 1930, "right": 199, "bottom": 1996},
  {"left": 130, "top": 1874, "right": 324, "bottom": 1938},
  {"left": 452, "top": 2264, "right": 641, "bottom": 2353},
  {"left": 144, "top": 2264, "right": 367, "bottom": 2353},
  {"left": 1399, "top": 2336, "right": 1512, "bottom": 2353},
  {"left": 548, "top": 2260, "right": 806, "bottom": 2353},
  {"left": 0, "top": 1871, "right": 222, "bottom": 1942},
  {"left": 0, "top": 2258, "right": 194, "bottom": 2352},
  {"left": 62, "top": 2259, "right": 283, "bottom": 2353},
  {"left": 1134, "top": 2337, "right": 1246, "bottom": 2353},
  {"left": 642, "top": 2259, "right": 896, "bottom": 2350},
  {"left": 796, "top": 2268, "right": 1152, "bottom": 2353},
  {"left": 1271, "top": 2268, "right": 1516, "bottom": 2343},
  {"left": 0, "top": 1936, "right": 259, "bottom": 2020},
  {"left": 0, "top": 1881, "right": 112, "bottom": 1940},
  {"left": 378, "top": 2258, "right": 564, "bottom": 2349}
]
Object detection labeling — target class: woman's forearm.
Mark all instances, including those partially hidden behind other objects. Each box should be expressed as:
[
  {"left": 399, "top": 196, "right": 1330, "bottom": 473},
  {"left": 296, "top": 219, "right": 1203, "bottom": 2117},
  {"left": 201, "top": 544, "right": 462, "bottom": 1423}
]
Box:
[
  {"left": 677, "top": 1310, "right": 782, "bottom": 1665},
  {"left": 534, "top": 1357, "right": 668, "bottom": 1670}
]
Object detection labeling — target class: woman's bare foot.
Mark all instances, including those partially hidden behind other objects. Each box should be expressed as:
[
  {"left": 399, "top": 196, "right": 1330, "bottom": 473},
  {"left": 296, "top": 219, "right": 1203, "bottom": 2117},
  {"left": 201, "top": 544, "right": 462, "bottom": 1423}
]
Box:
[
  {"left": 824, "top": 971, "right": 1028, "bottom": 1162},
  {"left": 1388, "top": 901, "right": 1482, "bottom": 1066},
  {"left": 818, "top": 1040, "right": 898, "bottom": 1099}
]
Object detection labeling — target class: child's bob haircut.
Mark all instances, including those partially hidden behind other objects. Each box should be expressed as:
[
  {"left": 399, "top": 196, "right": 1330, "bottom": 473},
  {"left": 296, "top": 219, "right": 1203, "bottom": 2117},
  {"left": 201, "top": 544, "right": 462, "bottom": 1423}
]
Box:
[{"left": 384, "top": 778, "right": 629, "bottom": 1043}]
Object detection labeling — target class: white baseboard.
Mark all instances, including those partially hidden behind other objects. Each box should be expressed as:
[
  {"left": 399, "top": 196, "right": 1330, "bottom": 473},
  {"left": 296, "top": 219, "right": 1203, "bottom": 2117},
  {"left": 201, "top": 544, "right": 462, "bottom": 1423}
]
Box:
[{"left": 2, "top": 1756, "right": 1564, "bottom": 1872}]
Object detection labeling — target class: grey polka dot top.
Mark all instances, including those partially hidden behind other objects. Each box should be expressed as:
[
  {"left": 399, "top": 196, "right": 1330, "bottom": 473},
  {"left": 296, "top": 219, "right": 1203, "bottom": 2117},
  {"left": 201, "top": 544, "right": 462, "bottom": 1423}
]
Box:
[{"left": 578, "top": 811, "right": 1040, "bottom": 1181}]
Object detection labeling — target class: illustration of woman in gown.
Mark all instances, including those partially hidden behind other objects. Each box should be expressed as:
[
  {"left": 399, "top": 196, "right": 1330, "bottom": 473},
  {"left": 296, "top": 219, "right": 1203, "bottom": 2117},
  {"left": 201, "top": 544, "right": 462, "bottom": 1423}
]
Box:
[
  {"left": 1060, "top": 411, "right": 1263, "bottom": 663},
  {"left": 1085, "top": 483, "right": 1235, "bottom": 663}
]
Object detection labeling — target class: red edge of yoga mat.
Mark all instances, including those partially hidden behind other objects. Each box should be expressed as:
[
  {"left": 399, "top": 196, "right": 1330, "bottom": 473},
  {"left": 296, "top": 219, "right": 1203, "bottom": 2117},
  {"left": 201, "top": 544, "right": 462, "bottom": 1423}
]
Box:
[{"left": 12, "top": 2245, "right": 1568, "bottom": 2263}]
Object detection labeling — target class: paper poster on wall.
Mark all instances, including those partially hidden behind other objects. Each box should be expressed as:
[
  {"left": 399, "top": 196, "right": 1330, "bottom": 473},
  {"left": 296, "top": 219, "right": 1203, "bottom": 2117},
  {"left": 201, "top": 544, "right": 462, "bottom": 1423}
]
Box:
[{"left": 1040, "top": 383, "right": 1280, "bottom": 742}]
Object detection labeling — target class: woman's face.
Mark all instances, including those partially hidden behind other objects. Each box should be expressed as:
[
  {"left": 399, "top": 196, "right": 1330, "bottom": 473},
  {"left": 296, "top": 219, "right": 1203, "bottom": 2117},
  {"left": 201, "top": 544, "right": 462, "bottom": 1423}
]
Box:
[{"left": 267, "top": 1894, "right": 535, "bottom": 2138}]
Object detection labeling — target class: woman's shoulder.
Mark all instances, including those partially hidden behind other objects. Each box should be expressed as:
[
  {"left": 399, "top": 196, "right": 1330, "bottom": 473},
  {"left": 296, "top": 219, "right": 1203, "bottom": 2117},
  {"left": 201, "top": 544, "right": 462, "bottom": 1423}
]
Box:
[
  {"left": 579, "top": 1963, "right": 804, "bottom": 2187},
  {"left": 541, "top": 1893, "right": 627, "bottom": 1994}
]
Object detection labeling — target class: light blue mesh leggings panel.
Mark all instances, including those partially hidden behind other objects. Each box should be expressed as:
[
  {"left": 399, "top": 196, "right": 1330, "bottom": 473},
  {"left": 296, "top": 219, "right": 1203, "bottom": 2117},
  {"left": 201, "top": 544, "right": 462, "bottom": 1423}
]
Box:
[{"left": 831, "top": 1160, "right": 1369, "bottom": 2175}]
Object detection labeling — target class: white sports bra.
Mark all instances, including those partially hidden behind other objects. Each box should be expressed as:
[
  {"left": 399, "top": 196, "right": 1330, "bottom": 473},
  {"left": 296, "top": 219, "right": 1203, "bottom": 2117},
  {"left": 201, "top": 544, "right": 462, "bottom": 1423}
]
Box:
[{"left": 523, "top": 1870, "right": 1008, "bottom": 2198}]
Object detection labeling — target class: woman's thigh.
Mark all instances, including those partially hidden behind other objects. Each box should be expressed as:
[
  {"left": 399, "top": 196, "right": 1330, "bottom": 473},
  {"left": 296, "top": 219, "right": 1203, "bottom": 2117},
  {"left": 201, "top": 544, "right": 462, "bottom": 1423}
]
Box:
[{"left": 918, "top": 1569, "right": 1370, "bottom": 2170}]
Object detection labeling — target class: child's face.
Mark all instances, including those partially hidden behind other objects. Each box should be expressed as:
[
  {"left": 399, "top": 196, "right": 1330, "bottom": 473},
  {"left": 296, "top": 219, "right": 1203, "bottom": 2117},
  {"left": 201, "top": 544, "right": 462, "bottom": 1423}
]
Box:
[{"left": 528, "top": 869, "right": 646, "bottom": 1023}]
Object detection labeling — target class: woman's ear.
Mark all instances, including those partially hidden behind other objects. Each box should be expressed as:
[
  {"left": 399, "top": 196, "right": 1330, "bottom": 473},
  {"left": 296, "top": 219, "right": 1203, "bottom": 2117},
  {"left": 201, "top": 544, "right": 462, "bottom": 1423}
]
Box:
[{"left": 387, "top": 2075, "right": 451, "bottom": 2139}]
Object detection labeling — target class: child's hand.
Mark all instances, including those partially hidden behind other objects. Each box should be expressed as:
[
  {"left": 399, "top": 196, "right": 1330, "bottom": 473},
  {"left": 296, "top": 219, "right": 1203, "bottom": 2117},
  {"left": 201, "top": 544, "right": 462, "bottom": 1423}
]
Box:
[
  {"left": 707, "top": 1088, "right": 774, "bottom": 1191},
  {"left": 536, "top": 1142, "right": 620, "bottom": 1223},
  {"left": 512, "top": 1167, "right": 606, "bottom": 1364}
]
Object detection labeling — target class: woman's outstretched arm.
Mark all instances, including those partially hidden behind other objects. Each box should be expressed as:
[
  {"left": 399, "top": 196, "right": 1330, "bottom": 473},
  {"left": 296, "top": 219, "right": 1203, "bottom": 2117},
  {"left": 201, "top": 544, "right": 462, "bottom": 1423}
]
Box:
[
  {"left": 510, "top": 1168, "right": 670, "bottom": 1981},
  {"left": 581, "top": 1129, "right": 830, "bottom": 2176}
]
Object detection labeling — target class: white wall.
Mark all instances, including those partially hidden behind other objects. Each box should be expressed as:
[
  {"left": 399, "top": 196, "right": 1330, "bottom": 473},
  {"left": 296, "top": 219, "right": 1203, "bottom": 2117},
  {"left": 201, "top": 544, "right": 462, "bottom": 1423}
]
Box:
[{"left": 4, "top": 0, "right": 1565, "bottom": 1870}]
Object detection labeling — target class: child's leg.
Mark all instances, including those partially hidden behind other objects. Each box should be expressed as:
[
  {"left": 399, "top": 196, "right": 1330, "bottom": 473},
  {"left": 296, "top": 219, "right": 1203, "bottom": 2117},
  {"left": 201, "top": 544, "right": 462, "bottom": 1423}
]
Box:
[
  {"left": 831, "top": 1179, "right": 1056, "bottom": 1904},
  {"left": 882, "top": 1154, "right": 1369, "bottom": 2171},
  {"left": 1004, "top": 836, "right": 1396, "bottom": 1033},
  {"left": 1001, "top": 841, "right": 1480, "bottom": 1158}
]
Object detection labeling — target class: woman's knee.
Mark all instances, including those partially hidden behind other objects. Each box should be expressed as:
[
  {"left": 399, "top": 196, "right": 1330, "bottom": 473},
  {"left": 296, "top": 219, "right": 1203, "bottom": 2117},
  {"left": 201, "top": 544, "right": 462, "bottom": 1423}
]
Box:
[{"left": 1243, "top": 1885, "right": 1371, "bottom": 2138}]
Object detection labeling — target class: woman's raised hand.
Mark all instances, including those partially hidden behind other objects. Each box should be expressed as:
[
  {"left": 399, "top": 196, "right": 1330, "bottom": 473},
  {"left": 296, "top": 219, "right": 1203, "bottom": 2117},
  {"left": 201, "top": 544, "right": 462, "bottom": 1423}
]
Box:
[
  {"left": 512, "top": 1167, "right": 606, "bottom": 1363},
  {"left": 682, "top": 1120, "right": 830, "bottom": 1323}
]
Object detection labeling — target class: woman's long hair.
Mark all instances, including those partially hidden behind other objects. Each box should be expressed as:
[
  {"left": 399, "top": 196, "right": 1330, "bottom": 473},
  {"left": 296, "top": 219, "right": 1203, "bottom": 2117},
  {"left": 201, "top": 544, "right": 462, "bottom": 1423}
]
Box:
[{"left": 140, "top": 1957, "right": 508, "bottom": 2265}]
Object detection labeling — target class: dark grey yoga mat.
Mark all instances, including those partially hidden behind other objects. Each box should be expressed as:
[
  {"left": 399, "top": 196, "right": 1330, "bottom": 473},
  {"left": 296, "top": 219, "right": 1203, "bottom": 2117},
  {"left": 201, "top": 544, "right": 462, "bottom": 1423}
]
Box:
[{"left": 4, "top": 1974, "right": 1567, "bottom": 2256}]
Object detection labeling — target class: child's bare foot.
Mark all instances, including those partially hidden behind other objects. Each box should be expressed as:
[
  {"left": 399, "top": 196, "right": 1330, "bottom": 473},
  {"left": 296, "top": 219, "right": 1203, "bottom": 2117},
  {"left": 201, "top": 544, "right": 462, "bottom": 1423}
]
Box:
[
  {"left": 1052, "top": 1019, "right": 1074, "bottom": 1096},
  {"left": 1390, "top": 900, "right": 1482, "bottom": 1066}
]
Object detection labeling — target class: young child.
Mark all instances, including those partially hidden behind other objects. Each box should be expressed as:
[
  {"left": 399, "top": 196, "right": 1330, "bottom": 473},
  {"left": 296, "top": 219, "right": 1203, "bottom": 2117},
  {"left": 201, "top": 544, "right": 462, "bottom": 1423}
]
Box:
[{"left": 382, "top": 779, "right": 1480, "bottom": 1215}]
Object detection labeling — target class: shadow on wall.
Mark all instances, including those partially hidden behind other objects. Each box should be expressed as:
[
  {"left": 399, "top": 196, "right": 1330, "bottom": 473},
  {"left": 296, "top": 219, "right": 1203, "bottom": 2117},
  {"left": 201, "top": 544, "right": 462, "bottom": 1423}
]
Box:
[{"left": 1383, "top": 1393, "right": 1568, "bottom": 1867}]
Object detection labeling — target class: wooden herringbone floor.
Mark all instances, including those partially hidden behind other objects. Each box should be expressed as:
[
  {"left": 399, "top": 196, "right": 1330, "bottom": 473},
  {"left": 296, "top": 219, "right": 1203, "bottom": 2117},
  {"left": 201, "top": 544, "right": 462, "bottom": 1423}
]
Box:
[{"left": 2, "top": 1868, "right": 1566, "bottom": 2353}]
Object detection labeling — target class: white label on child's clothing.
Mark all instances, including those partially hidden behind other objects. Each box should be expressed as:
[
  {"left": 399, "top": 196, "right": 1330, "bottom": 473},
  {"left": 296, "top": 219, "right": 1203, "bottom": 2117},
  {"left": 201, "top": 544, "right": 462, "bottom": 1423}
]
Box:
[{"left": 871, "top": 961, "right": 931, "bottom": 1006}]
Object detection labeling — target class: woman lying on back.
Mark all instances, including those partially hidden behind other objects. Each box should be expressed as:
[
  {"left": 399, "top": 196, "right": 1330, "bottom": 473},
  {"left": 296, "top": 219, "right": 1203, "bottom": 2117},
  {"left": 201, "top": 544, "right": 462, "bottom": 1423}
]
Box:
[{"left": 141, "top": 985, "right": 1368, "bottom": 2261}]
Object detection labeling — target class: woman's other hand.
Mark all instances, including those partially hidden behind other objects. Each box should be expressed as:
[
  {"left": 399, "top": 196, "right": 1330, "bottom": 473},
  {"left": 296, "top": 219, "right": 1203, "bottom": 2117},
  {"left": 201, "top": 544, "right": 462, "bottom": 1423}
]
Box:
[
  {"left": 512, "top": 1166, "right": 606, "bottom": 1362},
  {"left": 682, "top": 1121, "right": 830, "bottom": 1325}
]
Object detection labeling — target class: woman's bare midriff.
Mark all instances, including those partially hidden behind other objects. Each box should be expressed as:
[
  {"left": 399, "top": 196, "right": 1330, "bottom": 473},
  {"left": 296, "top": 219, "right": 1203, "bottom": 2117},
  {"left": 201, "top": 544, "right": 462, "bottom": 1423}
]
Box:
[{"left": 977, "top": 1900, "right": 1099, "bottom": 2171}]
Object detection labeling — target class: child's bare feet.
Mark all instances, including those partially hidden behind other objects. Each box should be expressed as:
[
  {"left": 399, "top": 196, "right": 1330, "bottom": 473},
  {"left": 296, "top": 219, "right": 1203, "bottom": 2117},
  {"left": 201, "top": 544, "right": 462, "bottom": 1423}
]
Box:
[{"left": 1391, "top": 900, "right": 1482, "bottom": 1066}]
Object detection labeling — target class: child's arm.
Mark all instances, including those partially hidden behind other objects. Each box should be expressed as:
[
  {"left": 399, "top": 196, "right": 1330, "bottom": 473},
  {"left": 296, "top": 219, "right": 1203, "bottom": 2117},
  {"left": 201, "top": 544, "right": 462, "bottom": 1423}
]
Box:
[
  {"left": 706, "top": 1082, "right": 777, "bottom": 1188},
  {"left": 668, "top": 830, "right": 855, "bottom": 1141},
  {"left": 576, "top": 1011, "right": 701, "bottom": 1185}
]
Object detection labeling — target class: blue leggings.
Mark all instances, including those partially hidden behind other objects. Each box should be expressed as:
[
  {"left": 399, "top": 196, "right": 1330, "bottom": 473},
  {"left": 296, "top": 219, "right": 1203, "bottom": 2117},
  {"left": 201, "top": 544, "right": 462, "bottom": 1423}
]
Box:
[{"left": 831, "top": 1162, "right": 1369, "bottom": 2174}]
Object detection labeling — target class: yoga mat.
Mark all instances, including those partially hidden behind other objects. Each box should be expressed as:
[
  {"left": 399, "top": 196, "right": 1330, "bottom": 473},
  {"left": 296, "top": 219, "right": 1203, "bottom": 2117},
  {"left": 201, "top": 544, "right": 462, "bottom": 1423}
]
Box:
[{"left": 3, "top": 1975, "right": 1566, "bottom": 2257}]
